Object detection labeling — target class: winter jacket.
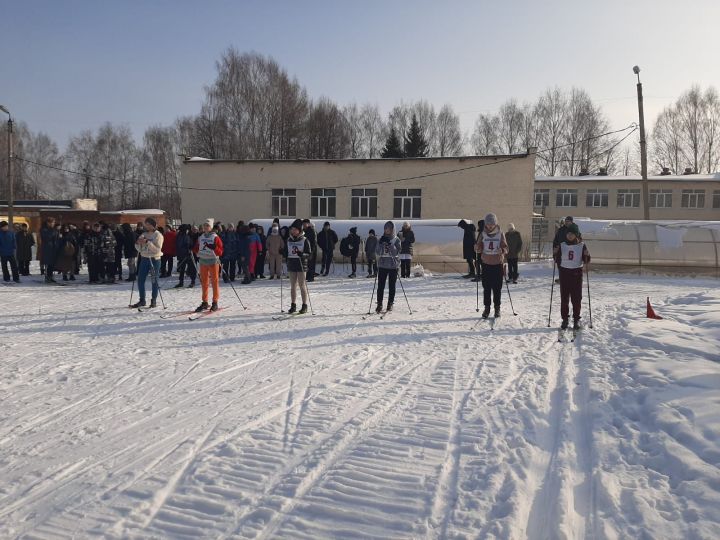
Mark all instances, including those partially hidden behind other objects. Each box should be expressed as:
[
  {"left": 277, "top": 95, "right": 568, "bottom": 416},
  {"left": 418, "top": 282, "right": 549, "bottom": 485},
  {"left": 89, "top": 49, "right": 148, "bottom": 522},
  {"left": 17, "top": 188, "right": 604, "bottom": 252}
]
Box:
[
  {"left": 220, "top": 230, "right": 240, "bottom": 260},
  {"left": 399, "top": 228, "right": 415, "bottom": 256},
  {"left": 376, "top": 234, "right": 401, "bottom": 270},
  {"left": 40, "top": 225, "right": 60, "bottom": 265},
  {"left": 317, "top": 228, "right": 338, "bottom": 252},
  {"left": 345, "top": 232, "right": 360, "bottom": 258},
  {"left": 475, "top": 225, "right": 508, "bottom": 266},
  {"left": 284, "top": 231, "right": 311, "bottom": 273},
  {"left": 121, "top": 225, "right": 137, "bottom": 258},
  {"left": 193, "top": 231, "right": 224, "bottom": 264},
  {"left": 135, "top": 230, "right": 164, "bottom": 260},
  {"left": 15, "top": 230, "right": 34, "bottom": 261},
  {"left": 304, "top": 225, "right": 317, "bottom": 256},
  {"left": 364, "top": 235, "right": 378, "bottom": 260},
  {"left": 113, "top": 229, "right": 124, "bottom": 259},
  {"left": 162, "top": 229, "right": 177, "bottom": 257},
  {"left": 0, "top": 229, "right": 16, "bottom": 257},
  {"left": 100, "top": 228, "right": 118, "bottom": 263},
  {"left": 458, "top": 220, "right": 476, "bottom": 260},
  {"left": 56, "top": 233, "right": 77, "bottom": 273},
  {"left": 266, "top": 231, "right": 285, "bottom": 257},
  {"left": 506, "top": 229, "right": 523, "bottom": 259},
  {"left": 175, "top": 231, "right": 193, "bottom": 260},
  {"left": 237, "top": 228, "right": 251, "bottom": 261},
  {"left": 248, "top": 231, "right": 262, "bottom": 271}
]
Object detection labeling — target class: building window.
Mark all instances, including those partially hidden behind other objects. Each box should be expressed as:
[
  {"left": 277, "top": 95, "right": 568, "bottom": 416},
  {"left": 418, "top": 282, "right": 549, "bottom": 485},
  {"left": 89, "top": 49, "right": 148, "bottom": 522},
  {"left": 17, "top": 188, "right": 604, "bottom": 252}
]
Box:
[
  {"left": 650, "top": 189, "right": 672, "bottom": 208},
  {"left": 351, "top": 188, "right": 378, "bottom": 218},
  {"left": 272, "top": 189, "right": 296, "bottom": 217},
  {"left": 556, "top": 189, "right": 577, "bottom": 207},
  {"left": 393, "top": 188, "right": 421, "bottom": 218},
  {"left": 533, "top": 189, "right": 550, "bottom": 208},
  {"left": 617, "top": 189, "right": 641, "bottom": 208},
  {"left": 681, "top": 189, "right": 705, "bottom": 208},
  {"left": 714, "top": 190, "right": 720, "bottom": 209},
  {"left": 311, "top": 188, "right": 336, "bottom": 218},
  {"left": 586, "top": 189, "right": 609, "bottom": 207}
]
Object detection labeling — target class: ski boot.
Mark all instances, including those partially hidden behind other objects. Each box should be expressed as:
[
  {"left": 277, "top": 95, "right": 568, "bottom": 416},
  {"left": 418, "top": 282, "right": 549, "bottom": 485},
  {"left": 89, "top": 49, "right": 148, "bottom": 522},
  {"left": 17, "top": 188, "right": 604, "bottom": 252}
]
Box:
[
  {"left": 288, "top": 303, "right": 297, "bottom": 314},
  {"left": 210, "top": 302, "right": 219, "bottom": 312},
  {"left": 173, "top": 282, "right": 184, "bottom": 288},
  {"left": 494, "top": 307, "right": 501, "bottom": 318},
  {"left": 386, "top": 303, "right": 393, "bottom": 312},
  {"left": 298, "top": 304, "right": 308, "bottom": 314},
  {"left": 376, "top": 303, "right": 383, "bottom": 314},
  {"left": 561, "top": 318, "right": 569, "bottom": 330},
  {"left": 348, "top": 273, "right": 356, "bottom": 278},
  {"left": 130, "top": 300, "right": 146, "bottom": 308},
  {"left": 482, "top": 306, "right": 490, "bottom": 319},
  {"left": 195, "top": 301, "right": 209, "bottom": 312},
  {"left": 573, "top": 319, "right": 581, "bottom": 331},
  {"left": 149, "top": 300, "right": 157, "bottom": 308}
]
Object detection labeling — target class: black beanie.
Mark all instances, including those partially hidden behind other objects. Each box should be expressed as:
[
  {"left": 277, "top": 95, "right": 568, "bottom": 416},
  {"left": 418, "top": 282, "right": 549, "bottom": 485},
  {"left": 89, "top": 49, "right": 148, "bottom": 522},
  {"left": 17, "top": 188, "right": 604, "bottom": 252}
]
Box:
[{"left": 290, "top": 219, "right": 303, "bottom": 231}]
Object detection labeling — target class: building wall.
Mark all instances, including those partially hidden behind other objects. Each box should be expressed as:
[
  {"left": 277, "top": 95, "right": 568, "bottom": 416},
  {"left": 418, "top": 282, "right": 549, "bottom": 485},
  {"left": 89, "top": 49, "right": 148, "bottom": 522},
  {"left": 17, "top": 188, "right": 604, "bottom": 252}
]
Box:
[
  {"left": 534, "top": 177, "right": 720, "bottom": 236},
  {"left": 181, "top": 154, "right": 537, "bottom": 240}
]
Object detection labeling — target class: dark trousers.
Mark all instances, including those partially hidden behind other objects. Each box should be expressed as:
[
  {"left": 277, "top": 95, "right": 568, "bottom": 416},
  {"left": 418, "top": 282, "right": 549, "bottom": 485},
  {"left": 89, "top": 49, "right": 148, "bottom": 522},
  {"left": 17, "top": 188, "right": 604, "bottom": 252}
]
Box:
[
  {"left": 321, "top": 250, "right": 333, "bottom": 275},
  {"left": 177, "top": 255, "right": 196, "bottom": 284},
  {"left": 376, "top": 267, "right": 398, "bottom": 306},
  {"left": 306, "top": 252, "right": 317, "bottom": 281},
  {"left": 161, "top": 255, "right": 174, "bottom": 277},
  {"left": 559, "top": 267, "right": 583, "bottom": 321},
  {"left": 349, "top": 255, "right": 357, "bottom": 274},
  {"left": 256, "top": 253, "right": 266, "bottom": 277},
  {"left": 88, "top": 254, "right": 104, "bottom": 282},
  {"left": 115, "top": 254, "right": 123, "bottom": 279},
  {"left": 18, "top": 259, "right": 31, "bottom": 275},
  {"left": 222, "top": 259, "right": 236, "bottom": 281},
  {"left": 367, "top": 258, "right": 377, "bottom": 275},
  {"left": 1, "top": 255, "right": 19, "bottom": 281},
  {"left": 400, "top": 259, "right": 411, "bottom": 278},
  {"left": 507, "top": 258, "right": 519, "bottom": 281},
  {"left": 465, "top": 258, "right": 476, "bottom": 276},
  {"left": 104, "top": 262, "right": 117, "bottom": 281},
  {"left": 239, "top": 258, "right": 251, "bottom": 283},
  {"left": 481, "top": 263, "right": 503, "bottom": 308}
]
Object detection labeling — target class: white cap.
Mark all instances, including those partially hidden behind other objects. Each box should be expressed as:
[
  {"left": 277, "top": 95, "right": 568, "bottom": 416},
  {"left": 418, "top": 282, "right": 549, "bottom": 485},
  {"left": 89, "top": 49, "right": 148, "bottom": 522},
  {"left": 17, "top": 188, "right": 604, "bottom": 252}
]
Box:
[{"left": 204, "top": 218, "right": 214, "bottom": 228}]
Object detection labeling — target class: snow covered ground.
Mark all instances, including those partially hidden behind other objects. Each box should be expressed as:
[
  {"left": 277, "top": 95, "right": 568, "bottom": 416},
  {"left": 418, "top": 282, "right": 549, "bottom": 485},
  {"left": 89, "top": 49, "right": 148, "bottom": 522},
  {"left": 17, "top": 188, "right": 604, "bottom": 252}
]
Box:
[{"left": 1, "top": 263, "right": 719, "bottom": 539}]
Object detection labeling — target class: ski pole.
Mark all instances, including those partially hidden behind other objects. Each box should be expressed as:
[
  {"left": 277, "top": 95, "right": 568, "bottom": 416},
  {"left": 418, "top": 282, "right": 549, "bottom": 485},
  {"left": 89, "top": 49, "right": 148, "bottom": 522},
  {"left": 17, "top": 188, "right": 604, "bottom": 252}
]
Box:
[
  {"left": 305, "top": 277, "right": 315, "bottom": 315},
  {"left": 504, "top": 265, "right": 517, "bottom": 316},
  {"left": 148, "top": 259, "right": 167, "bottom": 309},
  {"left": 367, "top": 270, "right": 379, "bottom": 314},
  {"left": 127, "top": 258, "right": 137, "bottom": 307},
  {"left": 215, "top": 255, "right": 247, "bottom": 310},
  {"left": 475, "top": 254, "right": 480, "bottom": 312},
  {"left": 586, "top": 264, "right": 593, "bottom": 328},
  {"left": 547, "top": 261, "right": 556, "bottom": 327},
  {"left": 396, "top": 273, "right": 413, "bottom": 314},
  {"left": 280, "top": 270, "right": 284, "bottom": 313}
]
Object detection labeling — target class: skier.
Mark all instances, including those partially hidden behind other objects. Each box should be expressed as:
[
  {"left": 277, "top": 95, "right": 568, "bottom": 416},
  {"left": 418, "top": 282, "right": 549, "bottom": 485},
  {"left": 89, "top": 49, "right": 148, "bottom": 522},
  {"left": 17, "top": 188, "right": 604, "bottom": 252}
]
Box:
[
  {"left": 131, "top": 217, "right": 164, "bottom": 308},
  {"left": 375, "top": 221, "right": 401, "bottom": 313},
  {"left": 399, "top": 222, "right": 415, "bottom": 278},
  {"left": 40, "top": 217, "right": 60, "bottom": 283},
  {"left": 457, "top": 219, "right": 477, "bottom": 278},
  {"left": 475, "top": 213, "right": 508, "bottom": 319},
  {"left": 193, "top": 218, "right": 224, "bottom": 312},
  {"left": 85, "top": 223, "right": 103, "bottom": 284},
  {"left": 284, "top": 219, "right": 311, "bottom": 314},
  {"left": 266, "top": 223, "right": 284, "bottom": 279},
  {"left": 317, "top": 221, "right": 338, "bottom": 276},
  {"left": 57, "top": 225, "right": 77, "bottom": 281},
  {"left": 505, "top": 223, "right": 523, "bottom": 284},
  {"left": 553, "top": 223, "right": 591, "bottom": 330},
  {"left": 0, "top": 220, "right": 20, "bottom": 283},
  {"left": 364, "top": 229, "right": 378, "bottom": 278}
]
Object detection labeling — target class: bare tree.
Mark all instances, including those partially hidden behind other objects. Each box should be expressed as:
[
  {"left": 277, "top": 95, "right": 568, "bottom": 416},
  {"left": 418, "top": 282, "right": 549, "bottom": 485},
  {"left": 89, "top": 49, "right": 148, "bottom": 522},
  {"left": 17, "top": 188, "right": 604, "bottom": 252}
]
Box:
[
  {"left": 471, "top": 114, "right": 499, "bottom": 155},
  {"left": 342, "top": 103, "right": 363, "bottom": 158},
  {"left": 435, "top": 104, "right": 463, "bottom": 156},
  {"left": 359, "top": 103, "right": 385, "bottom": 158}
]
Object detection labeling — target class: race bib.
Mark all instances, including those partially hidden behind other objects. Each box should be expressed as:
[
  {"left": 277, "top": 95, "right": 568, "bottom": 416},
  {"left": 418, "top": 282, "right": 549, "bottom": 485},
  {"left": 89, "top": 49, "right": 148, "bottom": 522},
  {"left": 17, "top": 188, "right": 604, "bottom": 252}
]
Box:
[
  {"left": 482, "top": 233, "right": 501, "bottom": 255},
  {"left": 560, "top": 243, "right": 584, "bottom": 269}
]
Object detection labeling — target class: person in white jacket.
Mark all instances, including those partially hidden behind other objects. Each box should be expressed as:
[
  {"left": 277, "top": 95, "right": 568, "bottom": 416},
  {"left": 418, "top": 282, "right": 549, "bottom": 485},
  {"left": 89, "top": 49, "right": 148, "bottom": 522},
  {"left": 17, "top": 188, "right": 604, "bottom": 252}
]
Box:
[{"left": 131, "top": 217, "right": 164, "bottom": 308}]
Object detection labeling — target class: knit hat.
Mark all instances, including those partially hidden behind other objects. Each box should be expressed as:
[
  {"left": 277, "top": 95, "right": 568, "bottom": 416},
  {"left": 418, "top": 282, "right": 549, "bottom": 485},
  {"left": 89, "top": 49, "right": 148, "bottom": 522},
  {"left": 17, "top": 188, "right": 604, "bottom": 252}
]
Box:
[
  {"left": 323, "top": 221, "right": 331, "bottom": 227},
  {"left": 290, "top": 218, "right": 303, "bottom": 231},
  {"left": 302, "top": 218, "right": 311, "bottom": 224},
  {"left": 567, "top": 223, "right": 580, "bottom": 236},
  {"left": 204, "top": 218, "right": 214, "bottom": 228},
  {"left": 565, "top": 216, "right": 574, "bottom": 222},
  {"left": 484, "top": 213, "right": 497, "bottom": 226},
  {"left": 457, "top": 220, "right": 466, "bottom": 228},
  {"left": 369, "top": 229, "right": 375, "bottom": 235},
  {"left": 144, "top": 217, "right": 157, "bottom": 228},
  {"left": 384, "top": 221, "right": 395, "bottom": 232},
  {"left": 349, "top": 227, "right": 357, "bottom": 234}
]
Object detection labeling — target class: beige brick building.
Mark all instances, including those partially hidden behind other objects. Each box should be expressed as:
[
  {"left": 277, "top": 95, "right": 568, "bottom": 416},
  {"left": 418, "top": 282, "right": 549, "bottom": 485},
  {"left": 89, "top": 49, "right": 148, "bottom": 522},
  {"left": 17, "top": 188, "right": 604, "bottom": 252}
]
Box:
[{"left": 181, "top": 152, "right": 537, "bottom": 236}]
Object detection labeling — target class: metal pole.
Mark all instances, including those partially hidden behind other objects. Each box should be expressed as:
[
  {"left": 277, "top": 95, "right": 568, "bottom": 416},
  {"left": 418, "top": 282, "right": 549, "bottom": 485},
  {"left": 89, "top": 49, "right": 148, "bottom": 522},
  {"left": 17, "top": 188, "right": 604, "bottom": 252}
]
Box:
[
  {"left": 636, "top": 72, "right": 650, "bottom": 220},
  {"left": 6, "top": 116, "right": 13, "bottom": 226},
  {"left": 547, "top": 262, "right": 556, "bottom": 327}
]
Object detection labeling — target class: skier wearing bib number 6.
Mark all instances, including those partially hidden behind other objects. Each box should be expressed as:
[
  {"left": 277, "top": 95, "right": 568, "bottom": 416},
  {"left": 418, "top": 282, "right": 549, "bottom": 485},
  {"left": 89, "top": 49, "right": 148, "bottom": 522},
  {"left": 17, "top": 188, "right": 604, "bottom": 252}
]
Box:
[
  {"left": 553, "top": 223, "right": 591, "bottom": 330},
  {"left": 474, "top": 213, "right": 508, "bottom": 319}
]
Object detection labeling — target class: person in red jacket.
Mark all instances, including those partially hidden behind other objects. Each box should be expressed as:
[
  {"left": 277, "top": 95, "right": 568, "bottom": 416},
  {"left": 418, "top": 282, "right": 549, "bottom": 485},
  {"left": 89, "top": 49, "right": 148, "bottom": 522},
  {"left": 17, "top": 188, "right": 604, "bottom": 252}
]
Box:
[
  {"left": 248, "top": 223, "right": 262, "bottom": 280},
  {"left": 161, "top": 225, "right": 177, "bottom": 277},
  {"left": 193, "top": 218, "right": 224, "bottom": 312}
]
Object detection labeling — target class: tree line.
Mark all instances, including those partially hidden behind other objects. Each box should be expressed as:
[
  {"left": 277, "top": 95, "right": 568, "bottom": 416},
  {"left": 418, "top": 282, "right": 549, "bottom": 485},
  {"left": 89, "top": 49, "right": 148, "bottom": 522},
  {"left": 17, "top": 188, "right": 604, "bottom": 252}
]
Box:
[{"left": 1, "top": 48, "right": 718, "bottom": 217}]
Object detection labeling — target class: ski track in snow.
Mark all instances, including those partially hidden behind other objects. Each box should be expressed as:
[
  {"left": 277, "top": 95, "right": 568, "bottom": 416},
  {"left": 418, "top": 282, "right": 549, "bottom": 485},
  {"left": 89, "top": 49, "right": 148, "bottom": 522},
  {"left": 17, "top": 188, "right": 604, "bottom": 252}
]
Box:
[{"left": 1, "top": 264, "right": 719, "bottom": 539}]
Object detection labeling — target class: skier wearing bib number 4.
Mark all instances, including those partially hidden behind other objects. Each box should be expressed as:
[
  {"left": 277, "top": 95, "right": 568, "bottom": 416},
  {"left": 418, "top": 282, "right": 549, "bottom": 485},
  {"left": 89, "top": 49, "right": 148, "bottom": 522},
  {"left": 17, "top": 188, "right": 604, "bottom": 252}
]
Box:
[
  {"left": 475, "top": 213, "right": 508, "bottom": 319},
  {"left": 553, "top": 223, "right": 591, "bottom": 330}
]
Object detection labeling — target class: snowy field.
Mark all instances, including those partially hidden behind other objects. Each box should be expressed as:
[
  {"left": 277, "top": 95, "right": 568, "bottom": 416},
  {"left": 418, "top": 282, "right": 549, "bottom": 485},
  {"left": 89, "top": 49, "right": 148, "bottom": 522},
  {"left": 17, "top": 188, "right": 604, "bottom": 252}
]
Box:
[{"left": 1, "top": 263, "right": 719, "bottom": 539}]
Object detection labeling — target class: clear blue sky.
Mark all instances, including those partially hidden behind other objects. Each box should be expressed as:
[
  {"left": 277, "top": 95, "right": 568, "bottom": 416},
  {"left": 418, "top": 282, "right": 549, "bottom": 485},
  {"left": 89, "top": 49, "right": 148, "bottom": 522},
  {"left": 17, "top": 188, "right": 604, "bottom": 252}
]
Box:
[{"left": 3, "top": 0, "right": 719, "bottom": 149}]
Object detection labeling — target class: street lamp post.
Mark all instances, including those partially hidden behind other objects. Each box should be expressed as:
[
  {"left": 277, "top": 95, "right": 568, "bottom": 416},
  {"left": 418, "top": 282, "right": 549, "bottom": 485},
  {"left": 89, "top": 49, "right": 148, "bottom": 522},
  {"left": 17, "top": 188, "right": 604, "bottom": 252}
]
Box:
[
  {"left": 0, "top": 105, "right": 15, "bottom": 226},
  {"left": 633, "top": 66, "right": 650, "bottom": 220}
]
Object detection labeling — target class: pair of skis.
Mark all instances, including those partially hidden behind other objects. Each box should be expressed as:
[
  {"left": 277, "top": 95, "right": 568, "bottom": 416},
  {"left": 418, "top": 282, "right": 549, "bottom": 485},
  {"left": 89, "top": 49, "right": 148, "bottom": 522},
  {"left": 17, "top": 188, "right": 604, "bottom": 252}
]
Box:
[{"left": 558, "top": 327, "right": 581, "bottom": 343}]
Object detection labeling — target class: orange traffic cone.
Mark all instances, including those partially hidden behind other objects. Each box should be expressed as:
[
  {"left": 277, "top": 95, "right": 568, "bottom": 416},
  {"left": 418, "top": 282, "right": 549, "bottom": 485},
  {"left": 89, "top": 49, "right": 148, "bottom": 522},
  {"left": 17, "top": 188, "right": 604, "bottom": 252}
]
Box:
[{"left": 647, "top": 297, "right": 663, "bottom": 320}]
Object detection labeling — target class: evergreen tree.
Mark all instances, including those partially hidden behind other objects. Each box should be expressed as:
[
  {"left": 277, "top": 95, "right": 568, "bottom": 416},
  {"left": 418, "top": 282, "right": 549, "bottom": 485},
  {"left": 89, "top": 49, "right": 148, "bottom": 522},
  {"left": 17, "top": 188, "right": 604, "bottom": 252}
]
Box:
[
  {"left": 380, "top": 127, "right": 404, "bottom": 158},
  {"left": 403, "top": 114, "right": 429, "bottom": 157}
]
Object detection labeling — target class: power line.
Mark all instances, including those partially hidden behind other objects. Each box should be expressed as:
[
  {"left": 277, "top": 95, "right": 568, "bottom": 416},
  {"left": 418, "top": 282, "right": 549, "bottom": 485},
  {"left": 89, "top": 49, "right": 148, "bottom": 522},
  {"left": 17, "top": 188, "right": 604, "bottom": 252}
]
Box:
[{"left": 10, "top": 124, "right": 637, "bottom": 194}]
